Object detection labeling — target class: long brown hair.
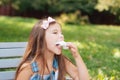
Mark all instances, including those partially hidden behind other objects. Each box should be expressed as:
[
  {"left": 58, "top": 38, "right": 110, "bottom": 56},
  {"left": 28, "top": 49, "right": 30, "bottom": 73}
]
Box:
[{"left": 15, "top": 19, "right": 66, "bottom": 80}]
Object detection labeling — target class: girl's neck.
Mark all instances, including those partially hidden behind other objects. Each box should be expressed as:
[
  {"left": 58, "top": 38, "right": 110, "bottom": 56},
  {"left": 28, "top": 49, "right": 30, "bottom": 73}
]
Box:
[
  {"left": 45, "top": 50, "right": 55, "bottom": 67},
  {"left": 36, "top": 51, "right": 55, "bottom": 75}
]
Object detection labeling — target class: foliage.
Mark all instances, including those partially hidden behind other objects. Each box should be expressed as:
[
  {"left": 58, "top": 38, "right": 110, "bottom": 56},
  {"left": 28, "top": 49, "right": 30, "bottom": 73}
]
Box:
[
  {"left": 56, "top": 10, "right": 89, "bottom": 25},
  {"left": 0, "top": 16, "right": 120, "bottom": 80},
  {"left": 0, "top": 0, "right": 9, "bottom": 5},
  {"left": 95, "top": 0, "right": 120, "bottom": 20},
  {"left": 0, "top": 0, "right": 97, "bottom": 14},
  {"left": 1, "top": 0, "right": 120, "bottom": 24}
]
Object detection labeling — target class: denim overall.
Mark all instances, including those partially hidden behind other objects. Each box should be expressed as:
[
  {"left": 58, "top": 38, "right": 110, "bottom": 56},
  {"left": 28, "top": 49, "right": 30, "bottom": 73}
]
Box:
[{"left": 30, "top": 58, "right": 58, "bottom": 80}]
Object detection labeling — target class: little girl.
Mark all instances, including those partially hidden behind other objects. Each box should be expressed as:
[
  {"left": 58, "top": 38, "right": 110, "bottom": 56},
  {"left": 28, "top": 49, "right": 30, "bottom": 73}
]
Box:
[{"left": 15, "top": 17, "right": 89, "bottom": 80}]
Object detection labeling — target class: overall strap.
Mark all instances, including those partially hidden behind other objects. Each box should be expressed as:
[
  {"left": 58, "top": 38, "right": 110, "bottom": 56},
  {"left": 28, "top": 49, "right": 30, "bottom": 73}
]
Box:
[
  {"left": 31, "top": 61, "right": 39, "bottom": 73},
  {"left": 53, "top": 58, "right": 58, "bottom": 69},
  {"left": 30, "top": 61, "right": 40, "bottom": 80},
  {"left": 48, "top": 58, "right": 58, "bottom": 80}
]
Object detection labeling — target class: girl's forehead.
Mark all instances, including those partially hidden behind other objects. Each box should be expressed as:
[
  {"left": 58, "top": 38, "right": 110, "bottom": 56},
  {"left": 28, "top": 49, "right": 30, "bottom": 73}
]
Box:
[{"left": 47, "top": 23, "right": 62, "bottom": 31}]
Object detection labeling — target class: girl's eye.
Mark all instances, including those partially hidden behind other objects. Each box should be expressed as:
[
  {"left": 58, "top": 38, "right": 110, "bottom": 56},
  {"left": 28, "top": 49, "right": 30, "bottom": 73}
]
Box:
[{"left": 53, "top": 31, "right": 58, "bottom": 34}]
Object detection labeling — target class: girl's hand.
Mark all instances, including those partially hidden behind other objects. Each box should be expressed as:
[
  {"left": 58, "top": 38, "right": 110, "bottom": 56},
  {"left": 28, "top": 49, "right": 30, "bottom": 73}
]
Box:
[{"left": 67, "top": 42, "right": 80, "bottom": 58}]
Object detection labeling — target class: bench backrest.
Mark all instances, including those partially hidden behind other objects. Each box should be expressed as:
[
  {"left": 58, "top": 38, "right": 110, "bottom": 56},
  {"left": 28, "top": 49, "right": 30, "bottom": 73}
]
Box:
[
  {"left": 0, "top": 42, "right": 27, "bottom": 80},
  {"left": 0, "top": 42, "right": 72, "bottom": 80}
]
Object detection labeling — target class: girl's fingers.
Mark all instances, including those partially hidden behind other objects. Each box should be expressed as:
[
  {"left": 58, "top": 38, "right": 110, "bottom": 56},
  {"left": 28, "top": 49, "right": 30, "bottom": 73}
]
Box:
[
  {"left": 66, "top": 42, "right": 79, "bottom": 58},
  {"left": 67, "top": 42, "right": 76, "bottom": 49}
]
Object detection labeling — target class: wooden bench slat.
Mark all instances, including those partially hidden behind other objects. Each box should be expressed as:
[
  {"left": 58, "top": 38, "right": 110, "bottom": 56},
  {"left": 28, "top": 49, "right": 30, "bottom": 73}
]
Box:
[
  {"left": 0, "top": 48, "right": 25, "bottom": 58},
  {"left": 0, "top": 42, "right": 25, "bottom": 80},
  {"left": 0, "top": 58, "right": 22, "bottom": 68},
  {"left": 0, "top": 42, "right": 27, "bottom": 48},
  {"left": 0, "top": 71, "right": 15, "bottom": 80}
]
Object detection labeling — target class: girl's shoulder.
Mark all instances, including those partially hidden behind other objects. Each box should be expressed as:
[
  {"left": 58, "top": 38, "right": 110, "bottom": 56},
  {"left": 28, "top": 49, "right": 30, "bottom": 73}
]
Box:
[
  {"left": 19, "top": 61, "right": 33, "bottom": 74},
  {"left": 16, "top": 61, "right": 33, "bottom": 80}
]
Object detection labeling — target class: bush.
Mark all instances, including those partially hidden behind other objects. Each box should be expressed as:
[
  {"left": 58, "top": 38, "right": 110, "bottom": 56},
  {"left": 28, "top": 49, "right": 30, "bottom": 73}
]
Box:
[{"left": 56, "top": 11, "right": 90, "bottom": 25}]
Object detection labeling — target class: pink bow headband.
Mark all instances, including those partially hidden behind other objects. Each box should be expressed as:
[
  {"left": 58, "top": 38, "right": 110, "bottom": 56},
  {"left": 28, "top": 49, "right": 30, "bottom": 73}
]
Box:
[{"left": 41, "top": 17, "right": 55, "bottom": 29}]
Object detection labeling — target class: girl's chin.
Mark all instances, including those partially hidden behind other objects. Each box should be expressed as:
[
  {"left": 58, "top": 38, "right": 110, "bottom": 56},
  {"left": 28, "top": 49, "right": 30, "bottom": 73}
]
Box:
[
  {"left": 54, "top": 49, "right": 62, "bottom": 55},
  {"left": 54, "top": 52, "right": 62, "bottom": 55},
  {"left": 54, "top": 47, "right": 62, "bottom": 55}
]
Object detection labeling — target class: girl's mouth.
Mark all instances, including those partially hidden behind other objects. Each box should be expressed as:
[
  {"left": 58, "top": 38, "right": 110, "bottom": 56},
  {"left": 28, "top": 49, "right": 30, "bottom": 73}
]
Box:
[{"left": 55, "top": 41, "right": 68, "bottom": 49}]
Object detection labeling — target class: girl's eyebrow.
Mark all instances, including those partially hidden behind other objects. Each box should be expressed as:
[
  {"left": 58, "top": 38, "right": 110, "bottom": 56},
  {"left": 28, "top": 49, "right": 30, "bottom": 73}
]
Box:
[
  {"left": 52, "top": 29, "right": 58, "bottom": 31},
  {"left": 52, "top": 28, "right": 62, "bottom": 32}
]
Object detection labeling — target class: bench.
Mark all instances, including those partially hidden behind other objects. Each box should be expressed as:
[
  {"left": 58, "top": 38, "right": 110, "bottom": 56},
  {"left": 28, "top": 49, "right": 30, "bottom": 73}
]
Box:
[
  {"left": 0, "top": 42, "right": 27, "bottom": 80},
  {"left": 0, "top": 42, "right": 72, "bottom": 80}
]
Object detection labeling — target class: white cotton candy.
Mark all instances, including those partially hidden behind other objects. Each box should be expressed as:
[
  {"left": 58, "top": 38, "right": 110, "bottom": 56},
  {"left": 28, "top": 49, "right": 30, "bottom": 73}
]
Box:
[{"left": 56, "top": 41, "right": 68, "bottom": 49}]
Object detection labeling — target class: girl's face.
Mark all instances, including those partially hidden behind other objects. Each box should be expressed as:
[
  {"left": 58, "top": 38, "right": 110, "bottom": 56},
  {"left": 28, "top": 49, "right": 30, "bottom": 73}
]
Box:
[{"left": 45, "top": 23, "right": 64, "bottom": 55}]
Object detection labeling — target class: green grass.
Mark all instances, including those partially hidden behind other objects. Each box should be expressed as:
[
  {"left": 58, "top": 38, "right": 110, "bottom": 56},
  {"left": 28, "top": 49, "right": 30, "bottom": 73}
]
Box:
[
  {"left": 62, "top": 24, "right": 120, "bottom": 80},
  {"left": 0, "top": 16, "right": 120, "bottom": 80},
  {"left": 0, "top": 16, "right": 37, "bottom": 41}
]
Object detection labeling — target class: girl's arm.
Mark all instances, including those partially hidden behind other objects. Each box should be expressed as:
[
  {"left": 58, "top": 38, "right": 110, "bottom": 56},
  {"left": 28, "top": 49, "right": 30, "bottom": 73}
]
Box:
[{"left": 65, "top": 42, "right": 90, "bottom": 80}]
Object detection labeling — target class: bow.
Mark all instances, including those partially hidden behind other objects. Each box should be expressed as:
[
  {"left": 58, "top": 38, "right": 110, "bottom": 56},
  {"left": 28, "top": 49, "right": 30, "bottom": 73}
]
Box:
[{"left": 41, "top": 17, "right": 55, "bottom": 29}]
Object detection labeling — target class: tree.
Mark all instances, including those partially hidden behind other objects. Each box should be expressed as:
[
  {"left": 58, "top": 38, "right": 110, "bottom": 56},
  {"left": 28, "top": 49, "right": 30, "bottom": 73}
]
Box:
[{"left": 95, "top": 0, "right": 120, "bottom": 21}]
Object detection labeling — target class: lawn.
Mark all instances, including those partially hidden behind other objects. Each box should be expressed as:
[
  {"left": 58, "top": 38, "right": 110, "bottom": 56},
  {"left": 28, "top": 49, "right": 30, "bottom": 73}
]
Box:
[{"left": 0, "top": 16, "right": 120, "bottom": 80}]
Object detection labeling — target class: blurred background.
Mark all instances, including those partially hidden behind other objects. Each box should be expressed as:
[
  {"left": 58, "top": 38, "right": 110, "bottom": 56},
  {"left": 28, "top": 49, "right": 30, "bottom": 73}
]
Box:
[
  {"left": 0, "top": 0, "right": 120, "bottom": 24},
  {"left": 0, "top": 0, "right": 120, "bottom": 80}
]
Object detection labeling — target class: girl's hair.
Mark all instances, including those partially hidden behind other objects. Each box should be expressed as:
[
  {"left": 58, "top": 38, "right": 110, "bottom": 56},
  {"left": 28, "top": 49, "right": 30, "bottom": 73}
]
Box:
[{"left": 15, "top": 19, "right": 66, "bottom": 80}]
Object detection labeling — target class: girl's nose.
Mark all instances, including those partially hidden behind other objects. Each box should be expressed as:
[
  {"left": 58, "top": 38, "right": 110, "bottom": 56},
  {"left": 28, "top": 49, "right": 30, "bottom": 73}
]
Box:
[{"left": 60, "top": 34, "right": 64, "bottom": 41}]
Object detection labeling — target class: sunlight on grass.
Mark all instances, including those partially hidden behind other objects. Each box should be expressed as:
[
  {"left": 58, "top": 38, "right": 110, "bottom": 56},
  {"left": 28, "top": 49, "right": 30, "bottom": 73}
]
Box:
[
  {"left": 96, "top": 69, "right": 115, "bottom": 80},
  {"left": 74, "top": 41, "right": 88, "bottom": 49},
  {"left": 0, "top": 16, "right": 38, "bottom": 41},
  {"left": 0, "top": 16, "right": 37, "bottom": 28},
  {"left": 112, "top": 48, "right": 120, "bottom": 58}
]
